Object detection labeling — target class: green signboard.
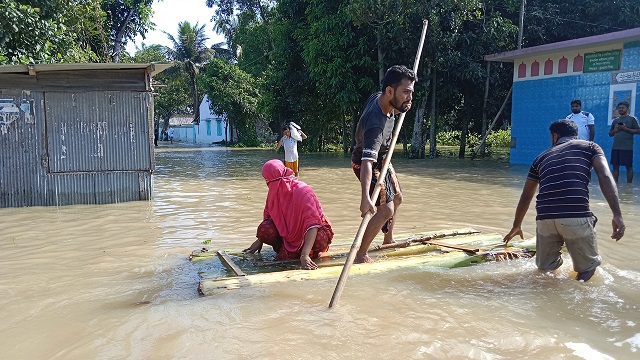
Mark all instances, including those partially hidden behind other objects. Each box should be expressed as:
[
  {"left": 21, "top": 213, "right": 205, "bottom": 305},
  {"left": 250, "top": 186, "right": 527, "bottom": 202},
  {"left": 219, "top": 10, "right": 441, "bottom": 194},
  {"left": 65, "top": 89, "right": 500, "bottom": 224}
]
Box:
[{"left": 583, "top": 49, "right": 621, "bottom": 73}]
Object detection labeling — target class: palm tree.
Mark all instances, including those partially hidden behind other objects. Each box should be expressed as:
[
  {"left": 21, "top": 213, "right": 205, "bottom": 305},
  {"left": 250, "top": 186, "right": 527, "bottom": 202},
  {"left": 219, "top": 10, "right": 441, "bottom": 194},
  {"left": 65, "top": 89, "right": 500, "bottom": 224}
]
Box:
[{"left": 164, "top": 21, "right": 212, "bottom": 124}]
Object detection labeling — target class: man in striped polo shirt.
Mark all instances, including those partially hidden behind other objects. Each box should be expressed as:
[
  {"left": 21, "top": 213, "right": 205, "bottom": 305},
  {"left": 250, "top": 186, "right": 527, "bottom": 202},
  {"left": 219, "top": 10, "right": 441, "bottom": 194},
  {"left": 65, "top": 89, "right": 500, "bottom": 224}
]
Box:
[{"left": 504, "top": 120, "right": 625, "bottom": 282}]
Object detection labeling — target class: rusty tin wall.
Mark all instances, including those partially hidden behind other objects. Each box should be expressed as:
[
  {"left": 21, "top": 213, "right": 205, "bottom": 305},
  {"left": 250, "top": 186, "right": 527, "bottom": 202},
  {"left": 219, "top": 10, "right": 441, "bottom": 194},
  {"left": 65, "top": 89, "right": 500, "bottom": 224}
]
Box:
[{"left": 0, "top": 90, "right": 153, "bottom": 208}]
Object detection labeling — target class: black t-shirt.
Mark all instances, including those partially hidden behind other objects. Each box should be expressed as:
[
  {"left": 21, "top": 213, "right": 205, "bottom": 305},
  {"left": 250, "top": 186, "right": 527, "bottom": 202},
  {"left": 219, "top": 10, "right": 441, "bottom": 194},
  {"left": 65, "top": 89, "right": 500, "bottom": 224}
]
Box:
[{"left": 351, "top": 92, "right": 395, "bottom": 166}]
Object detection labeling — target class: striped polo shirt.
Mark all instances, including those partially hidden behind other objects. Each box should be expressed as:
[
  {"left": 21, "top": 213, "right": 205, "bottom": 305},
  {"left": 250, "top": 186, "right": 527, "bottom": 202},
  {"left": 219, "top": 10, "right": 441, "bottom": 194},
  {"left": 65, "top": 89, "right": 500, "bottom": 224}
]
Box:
[{"left": 527, "top": 137, "right": 604, "bottom": 220}]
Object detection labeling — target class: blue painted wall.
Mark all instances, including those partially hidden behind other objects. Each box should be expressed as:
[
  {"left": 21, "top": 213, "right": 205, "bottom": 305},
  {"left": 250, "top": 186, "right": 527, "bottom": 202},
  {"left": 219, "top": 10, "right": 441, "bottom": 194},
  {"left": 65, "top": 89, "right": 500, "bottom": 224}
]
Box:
[{"left": 510, "top": 41, "right": 640, "bottom": 169}]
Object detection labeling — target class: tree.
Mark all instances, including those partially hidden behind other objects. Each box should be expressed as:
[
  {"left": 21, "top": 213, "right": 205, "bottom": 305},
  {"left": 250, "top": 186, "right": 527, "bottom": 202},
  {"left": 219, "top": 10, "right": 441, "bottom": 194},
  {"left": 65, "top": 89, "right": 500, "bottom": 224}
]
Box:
[
  {"left": 206, "top": 0, "right": 276, "bottom": 52},
  {"left": 520, "top": 0, "right": 640, "bottom": 47},
  {"left": 0, "top": 0, "right": 108, "bottom": 64},
  {"left": 197, "top": 0, "right": 640, "bottom": 155},
  {"left": 132, "top": 43, "right": 192, "bottom": 134},
  {"left": 164, "top": 21, "right": 214, "bottom": 125},
  {"left": 298, "top": 0, "right": 378, "bottom": 151},
  {"left": 102, "top": 0, "right": 155, "bottom": 63},
  {"left": 200, "top": 58, "right": 261, "bottom": 145}
]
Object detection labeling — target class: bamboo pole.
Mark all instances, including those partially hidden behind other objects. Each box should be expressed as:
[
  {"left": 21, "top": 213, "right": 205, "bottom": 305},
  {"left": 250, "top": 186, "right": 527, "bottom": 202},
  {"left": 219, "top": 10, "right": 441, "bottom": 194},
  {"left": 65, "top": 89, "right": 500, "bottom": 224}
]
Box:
[
  {"left": 370, "top": 229, "right": 480, "bottom": 251},
  {"left": 329, "top": 20, "right": 429, "bottom": 308}
]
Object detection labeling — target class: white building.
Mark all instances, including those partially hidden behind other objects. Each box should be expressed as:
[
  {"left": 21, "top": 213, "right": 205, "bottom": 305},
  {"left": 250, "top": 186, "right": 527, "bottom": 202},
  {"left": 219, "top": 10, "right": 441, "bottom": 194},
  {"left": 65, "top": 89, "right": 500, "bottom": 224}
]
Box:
[{"left": 171, "top": 95, "right": 232, "bottom": 144}]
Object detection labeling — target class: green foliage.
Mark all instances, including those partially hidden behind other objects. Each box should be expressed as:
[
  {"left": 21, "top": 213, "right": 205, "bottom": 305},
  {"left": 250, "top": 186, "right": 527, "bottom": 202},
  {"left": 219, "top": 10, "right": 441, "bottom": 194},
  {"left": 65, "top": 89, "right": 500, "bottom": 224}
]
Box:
[
  {"left": 131, "top": 43, "right": 167, "bottom": 63},
  {"left": 102, "top": 0, "right": 155, "bottom": 62},
  {"left": 520, "top": 0, "right": 640, "bottom": 47},
  {"left": 200, "top": 58, "right": 261, "bottom": 145},
  {"left": 485, "top": 129, "right": 511, "bottom": 149},
  {"left": 0, "top": 0, "right": 107, "bottom": 64},
  {"left": 131, "top": 44, "right": 191, "bottom": 132},
  {"left": 0, "top": 0, "right": 158, "bottom": 64},
  {"left": 436, "top": 129, "right": 510, "bottom": 154}
]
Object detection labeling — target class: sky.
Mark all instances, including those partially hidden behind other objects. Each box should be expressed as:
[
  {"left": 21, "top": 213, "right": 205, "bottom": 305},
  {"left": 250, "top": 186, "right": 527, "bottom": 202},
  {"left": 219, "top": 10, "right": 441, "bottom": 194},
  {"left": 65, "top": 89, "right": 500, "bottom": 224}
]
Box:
[{"left": 126, "top": 0, "right": 226, "bottom": 54}]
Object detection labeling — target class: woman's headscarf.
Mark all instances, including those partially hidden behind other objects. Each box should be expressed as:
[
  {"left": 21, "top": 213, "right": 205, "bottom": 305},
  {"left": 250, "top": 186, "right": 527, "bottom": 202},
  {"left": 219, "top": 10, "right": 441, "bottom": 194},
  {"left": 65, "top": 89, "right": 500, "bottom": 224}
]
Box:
[{"left": 262, "top": 159, "right": 325, "bottom": 252}]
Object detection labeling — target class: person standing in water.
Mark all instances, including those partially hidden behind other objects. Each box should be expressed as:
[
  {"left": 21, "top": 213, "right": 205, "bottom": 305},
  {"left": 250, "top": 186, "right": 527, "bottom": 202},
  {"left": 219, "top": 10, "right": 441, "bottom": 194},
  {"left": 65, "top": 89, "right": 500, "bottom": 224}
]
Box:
[
  {"left": 276, "top": 124, "right": 307, "bottom": 177},
  {"left": 504, "top": 120, "right": 625, "bottom": 282}
]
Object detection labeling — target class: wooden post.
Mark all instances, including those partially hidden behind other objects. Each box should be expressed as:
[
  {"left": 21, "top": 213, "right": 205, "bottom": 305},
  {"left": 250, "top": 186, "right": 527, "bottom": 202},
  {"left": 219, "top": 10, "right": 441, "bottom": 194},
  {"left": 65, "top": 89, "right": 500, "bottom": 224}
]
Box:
[
  {"left": 428, "top": 67, "right": 437, "bottom": 158},
  {"left": 480, "top": 61, "right": 490, "bottom": 158}
]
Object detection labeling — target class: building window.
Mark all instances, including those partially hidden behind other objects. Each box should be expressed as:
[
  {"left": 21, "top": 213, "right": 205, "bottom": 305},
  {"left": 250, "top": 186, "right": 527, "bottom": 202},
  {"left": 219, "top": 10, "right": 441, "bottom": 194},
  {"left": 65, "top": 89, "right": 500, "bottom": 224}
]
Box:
[
  {"left": 531, "top": 61, "right": 540, "bottom": 77},
  {"left": 206, "top": 120, "right": 211, "bottom": 135},
  {"left": 216, "top": 120, "right": 223, "bottom": 136},
  {"left": 573, "top": 55, "right": 584, "bottom": 72},
  {"left": 558, "top": 57, "right": 568, "bottom": 73},
  {"left": 544, "top": 59, "right": 553, "bottom": 75},
  {"left": 518, "top": 63, "right": 527, "bottom": 78}
]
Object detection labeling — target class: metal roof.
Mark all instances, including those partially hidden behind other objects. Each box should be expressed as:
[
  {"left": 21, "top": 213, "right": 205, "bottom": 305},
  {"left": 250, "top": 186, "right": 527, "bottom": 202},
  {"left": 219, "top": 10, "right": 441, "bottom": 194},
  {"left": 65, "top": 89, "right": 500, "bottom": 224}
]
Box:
[
  {"left": 485, "top": 27, "right": 640, "bottom": 62},
  {"left": 0, "top": 62, "right": 174, "bottom": 75}
]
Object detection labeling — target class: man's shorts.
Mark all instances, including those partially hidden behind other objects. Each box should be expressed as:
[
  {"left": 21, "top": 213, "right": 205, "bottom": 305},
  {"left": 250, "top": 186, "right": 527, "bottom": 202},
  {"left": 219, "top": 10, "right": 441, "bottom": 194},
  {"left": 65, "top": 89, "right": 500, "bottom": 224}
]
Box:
[
  {"left": 535, "top": 216, "right": 601, "bottom": 273},
  {"left": 284, "top": 160, "right": 299, "bottom": 174},
  {"left": 611, "top": 149, "right": 633, "bottom": 167},
  {"left": 351, "top": 161, "right": 401, "bottom": 206}
]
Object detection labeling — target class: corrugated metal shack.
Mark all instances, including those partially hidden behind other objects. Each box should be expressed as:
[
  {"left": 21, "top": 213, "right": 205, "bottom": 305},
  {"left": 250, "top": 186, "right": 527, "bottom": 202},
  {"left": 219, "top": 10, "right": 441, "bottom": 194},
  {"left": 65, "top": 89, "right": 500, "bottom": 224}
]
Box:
[{"left": 0, "top": 63, "right": 172, "bottom": 208}]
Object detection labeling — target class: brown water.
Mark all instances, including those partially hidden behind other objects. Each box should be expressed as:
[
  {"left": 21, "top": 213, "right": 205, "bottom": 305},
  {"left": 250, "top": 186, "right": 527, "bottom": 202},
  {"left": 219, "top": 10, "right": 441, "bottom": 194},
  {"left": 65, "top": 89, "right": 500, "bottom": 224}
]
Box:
[{"left": 2, "top": 145, "right": 640, "bottom": 359}]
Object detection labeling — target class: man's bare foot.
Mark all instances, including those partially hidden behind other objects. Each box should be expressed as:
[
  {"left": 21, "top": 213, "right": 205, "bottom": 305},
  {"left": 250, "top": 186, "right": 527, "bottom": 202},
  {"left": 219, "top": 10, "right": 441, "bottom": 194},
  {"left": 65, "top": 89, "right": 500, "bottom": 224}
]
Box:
[{"left": 354, "top": 254, "right": 374, "bottom": 264}]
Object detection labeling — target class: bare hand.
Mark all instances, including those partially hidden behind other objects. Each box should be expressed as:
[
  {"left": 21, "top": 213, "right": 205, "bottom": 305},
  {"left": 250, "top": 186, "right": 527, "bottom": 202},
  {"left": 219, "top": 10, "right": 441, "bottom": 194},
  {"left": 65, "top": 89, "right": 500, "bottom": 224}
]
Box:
[
  {"left": 611, "top": 216, "right": 625, "bottom": 241},
  {"left": 300, "top": 254, "right": 318, "bottom": 270},
  {"left": 360, "top": 198, "right": 375, "bottom": 217},
  {"left": 243, "top": 239, "right": 263, "bottom": 254},
  {"left": 503, "top": 226, "right": 524, "bottom": 244}
]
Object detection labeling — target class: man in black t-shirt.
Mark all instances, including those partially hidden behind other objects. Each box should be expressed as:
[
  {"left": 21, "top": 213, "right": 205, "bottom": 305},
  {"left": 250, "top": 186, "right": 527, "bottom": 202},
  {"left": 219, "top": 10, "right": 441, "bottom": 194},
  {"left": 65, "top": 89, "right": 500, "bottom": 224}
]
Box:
[{"left": 351, "top": 65, "right": 415, "bottom": 263}]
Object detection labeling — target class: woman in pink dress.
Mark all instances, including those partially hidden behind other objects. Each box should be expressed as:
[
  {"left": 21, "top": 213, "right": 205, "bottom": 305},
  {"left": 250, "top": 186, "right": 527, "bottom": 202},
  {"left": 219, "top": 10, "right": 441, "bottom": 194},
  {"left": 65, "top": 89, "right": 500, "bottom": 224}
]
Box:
[{"left": 244, "top": 159, "right": 333, "bottom": 269}]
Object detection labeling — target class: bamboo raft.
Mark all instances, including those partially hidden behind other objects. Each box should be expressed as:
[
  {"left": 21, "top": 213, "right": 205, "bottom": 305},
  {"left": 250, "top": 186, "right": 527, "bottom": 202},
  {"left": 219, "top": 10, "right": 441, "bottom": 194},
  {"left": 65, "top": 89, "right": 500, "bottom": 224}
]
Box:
[{"left": 193, "top": 229, "right": 536, "bottom": 296}]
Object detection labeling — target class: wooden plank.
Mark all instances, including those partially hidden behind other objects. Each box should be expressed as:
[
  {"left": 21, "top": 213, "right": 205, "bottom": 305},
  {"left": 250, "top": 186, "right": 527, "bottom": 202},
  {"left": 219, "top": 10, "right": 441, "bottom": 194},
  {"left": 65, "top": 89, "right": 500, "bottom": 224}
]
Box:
[
  {"left": 423, "top": 240, "right": 479, "bottom": 253},
  {"left": 216, "top": 251, "right": 247, "bottom": 276}
]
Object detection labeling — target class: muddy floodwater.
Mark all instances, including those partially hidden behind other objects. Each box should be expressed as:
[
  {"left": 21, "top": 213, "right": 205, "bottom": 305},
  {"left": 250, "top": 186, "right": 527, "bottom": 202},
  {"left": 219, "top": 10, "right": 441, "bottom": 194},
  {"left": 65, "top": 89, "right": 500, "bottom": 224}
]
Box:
[{"left": 2, "top": 145, "right": 640, "bottom": 359}]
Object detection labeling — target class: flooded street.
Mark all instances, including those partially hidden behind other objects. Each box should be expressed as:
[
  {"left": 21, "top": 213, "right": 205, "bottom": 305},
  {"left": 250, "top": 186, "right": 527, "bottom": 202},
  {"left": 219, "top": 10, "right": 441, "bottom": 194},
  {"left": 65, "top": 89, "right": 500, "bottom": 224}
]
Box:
[{"left": 2, "top": 145, "right": 640, "bottom": 359}]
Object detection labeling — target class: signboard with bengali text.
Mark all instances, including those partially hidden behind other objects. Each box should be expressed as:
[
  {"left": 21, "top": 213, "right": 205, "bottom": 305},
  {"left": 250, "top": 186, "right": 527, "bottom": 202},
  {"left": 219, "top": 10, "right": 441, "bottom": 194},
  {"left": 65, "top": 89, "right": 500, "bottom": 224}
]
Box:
[{"left": 583, "top": 49, "right": 621, "bottom": 73}]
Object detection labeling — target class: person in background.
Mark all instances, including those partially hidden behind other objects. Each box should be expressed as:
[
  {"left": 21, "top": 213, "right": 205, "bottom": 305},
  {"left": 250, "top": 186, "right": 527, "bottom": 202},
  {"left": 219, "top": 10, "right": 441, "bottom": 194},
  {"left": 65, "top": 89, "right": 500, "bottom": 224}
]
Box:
[
  {"left": 608, "top": 101, "right": 640, "bottom": 183},
  {"left": 351, "top": 65, "right": 415, "bottom": 263},
  {"left": 504, "top": 120, "right": 624, "bottom": 282},
  {"left": 243, "top": 159, "right": 333, "bottom": 270},
  {"left": 168, "top": 127, "right": 174, "bottom": 144},
  {"left": 566, "top": 99, "right": 595, "bottom": 141},
  {"left": 276, "top": 124, "right": 307, "bottom": 176},
  {"left": 154, "top": 125, "right": 159, "bottom": 147}
]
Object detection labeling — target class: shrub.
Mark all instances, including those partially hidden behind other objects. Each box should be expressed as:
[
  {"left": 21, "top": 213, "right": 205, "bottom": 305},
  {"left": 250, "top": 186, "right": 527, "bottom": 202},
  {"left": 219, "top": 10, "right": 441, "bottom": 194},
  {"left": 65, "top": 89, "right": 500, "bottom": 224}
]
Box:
[
  {"left": 435, "top": 129, "right": 510, "bottom": 148},
  {"left": 485, "top": 129, "right": 511, "bottom": 148}
]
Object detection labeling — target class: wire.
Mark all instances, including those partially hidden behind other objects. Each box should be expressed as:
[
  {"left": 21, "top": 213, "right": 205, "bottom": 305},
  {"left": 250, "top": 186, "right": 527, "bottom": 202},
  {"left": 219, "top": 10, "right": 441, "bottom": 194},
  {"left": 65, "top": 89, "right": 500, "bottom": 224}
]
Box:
[{"left": 490, "top": 4, "right": 626, "bottom": 31}]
